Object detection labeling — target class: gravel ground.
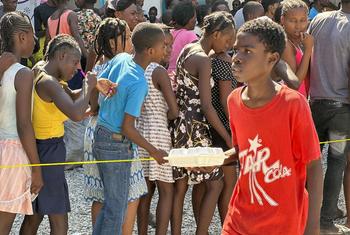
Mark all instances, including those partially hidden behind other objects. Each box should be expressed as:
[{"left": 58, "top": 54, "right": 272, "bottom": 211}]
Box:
[
  {"left": 10, "top": 146, "right": 346, "bottom": 234},
  {"left": 10, "top": 167, "right": 222, "bottom": 235}
]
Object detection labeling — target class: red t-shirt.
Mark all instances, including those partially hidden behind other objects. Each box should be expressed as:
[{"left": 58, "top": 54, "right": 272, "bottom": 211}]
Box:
[{"left": 222, "top": 85, "right": 321, "bottom": 235}]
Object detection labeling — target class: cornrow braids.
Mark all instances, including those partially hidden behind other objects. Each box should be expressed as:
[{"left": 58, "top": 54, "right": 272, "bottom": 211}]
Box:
[
  {"left": 94, "top": 17, "right": 128, "bottom": 61},
  {"left": 0, "top": 11, "right": 33, "bottom": 53},
  {"left": 281, "top": 0, "right": 308, "bottom": 16},
  {"left": 202, "top": 11, "right": 235, "bottom": 36},
  {"left": 44, "top": 34, "right": 81, "bottom": 61}
]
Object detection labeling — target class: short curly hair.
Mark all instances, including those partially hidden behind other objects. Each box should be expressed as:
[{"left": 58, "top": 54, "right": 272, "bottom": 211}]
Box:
[
  {"left": 238, "top": 18, "right": 286, "bottom": 56},
  {"left": 281, "top": 0, "right": 308, "bottom": 16}
]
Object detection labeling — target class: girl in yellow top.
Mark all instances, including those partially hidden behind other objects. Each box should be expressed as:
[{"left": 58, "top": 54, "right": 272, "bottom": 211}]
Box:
[{"left": 20, "top": 34, "right": 115, "bottom": 235}]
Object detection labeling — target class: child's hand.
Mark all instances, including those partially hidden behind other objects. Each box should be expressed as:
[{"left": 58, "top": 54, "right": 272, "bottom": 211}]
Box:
[
  {"left": 150, "top": 149, "right": 168, "bottom": 165},
  {"left": 301, "top": 33, "right": 314, "bottom": 50},
  {"left": 31, "top": 169, "right": 44, "bottom": 195},
  {"left": 96, "top": 78, "right": 118, "bottom": 98},
  {"left": 85, "top": 72, "right": 97, "bottom": 91}
]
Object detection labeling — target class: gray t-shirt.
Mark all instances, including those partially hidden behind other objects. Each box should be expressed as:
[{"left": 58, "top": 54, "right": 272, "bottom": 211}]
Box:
[{"left": 308, "top": 10, "right": 350, "bottom": 104}]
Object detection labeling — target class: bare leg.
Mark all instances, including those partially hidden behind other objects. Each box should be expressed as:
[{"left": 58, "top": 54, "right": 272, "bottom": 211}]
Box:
[
  {"left": 122, "top": 199, "right": 140, "bottom": 235},
  {"left": 0, "top": 211, "right": 16, "bottom": 235},
  {"left": 156, "top": 181, "right": 174, "bottom": 235},
  {"left": 171, "top": 177, "right": 188, "bottom": 235},
  {"left": 48, "top": 214, "right": 68, "bottom": 235},
  {"left": 218, "top": 165, "right": 237, "bottom": 224},
  {"left": 196, "top": 179, "right": 224, "bottom": 235},
  {"left": 20, "top": 214, "right": 44, "bottom": 235},
  {"left": 91, "top": 201, "right": 103, "bottom": 227},
  {"left": 137, "top": 178, "right": 156, "bottom": 235},
  {"left": 192, "top": 183, "right": 205, "bottom": 225}
]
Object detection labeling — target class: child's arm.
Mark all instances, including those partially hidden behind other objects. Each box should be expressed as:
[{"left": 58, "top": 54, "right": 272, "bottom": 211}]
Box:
[
  {"left": 304, "top": 158, "right": 323, "bottom": 235},
  {"left": 122, "top": 113, "right": 167, "bottom": 164},
  {"left": 15, "top": 68, "right": 44, "bottom": 195},
  {"left": 0, "top": 52, "right": 17, "bottom": 81},
  {"left": 272, "top": 59, "right": 300, "bottom": 90},
  {"left": 197, "top": 55, "right": 232, "bottom": 148},
  {"left": 68, "top": 11, "right": 88, "bottom": 58},
  {"left": 152, "top": 66, "right": 179, "bottom": 120},
  {"left": 37, "top": 72, "right": 97, "bottom": 121}
]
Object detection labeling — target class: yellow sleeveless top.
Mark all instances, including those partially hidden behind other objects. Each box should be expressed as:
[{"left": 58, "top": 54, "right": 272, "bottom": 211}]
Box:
[{"left": 32, "top": 70, "right": 68, "bottom": 140}]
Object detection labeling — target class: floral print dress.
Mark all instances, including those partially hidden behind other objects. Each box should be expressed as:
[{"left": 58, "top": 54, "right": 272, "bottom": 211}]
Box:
[{"left": 170, "top": 43, "right": 223, "bottom": 184}]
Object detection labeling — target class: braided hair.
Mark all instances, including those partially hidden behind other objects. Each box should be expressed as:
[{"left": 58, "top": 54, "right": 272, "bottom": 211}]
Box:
[
  {"left": 94, "top": 17, "right": 128, "bottom": 61},
  {"left": 44, "top": 34, "right": 81, "bottom": 61},
  {"left": 202, "top": 11, "right": 235, "bottom": 36},
  {"left": 0, "top": 11, "right": 33, "bottom": 53}
]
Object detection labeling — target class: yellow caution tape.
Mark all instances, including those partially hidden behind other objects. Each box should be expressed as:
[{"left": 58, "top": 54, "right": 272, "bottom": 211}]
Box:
[{"left": 1, "top": 138, "right": 350, "bottom": 169}]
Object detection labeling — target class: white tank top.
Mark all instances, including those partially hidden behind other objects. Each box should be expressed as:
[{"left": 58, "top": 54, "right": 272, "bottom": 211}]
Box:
[{"left": 0, "top": 63, "right": 26, "bottom": 139}]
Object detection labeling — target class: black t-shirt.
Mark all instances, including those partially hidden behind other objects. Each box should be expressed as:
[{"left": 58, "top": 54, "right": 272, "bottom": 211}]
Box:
[{"left": 34, "top": 3, "right": 57, "bottom": 37}]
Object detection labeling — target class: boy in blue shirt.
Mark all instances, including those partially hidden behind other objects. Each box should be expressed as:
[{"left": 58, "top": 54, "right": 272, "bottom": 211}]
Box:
[{"left": 92, "top": 22, "right": 167, "bottom": 235}]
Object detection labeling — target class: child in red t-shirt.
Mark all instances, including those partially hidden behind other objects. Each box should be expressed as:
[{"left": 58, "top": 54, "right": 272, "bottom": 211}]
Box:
[{"left": 222, "top": 18, "right": 323, "bottom": 235}]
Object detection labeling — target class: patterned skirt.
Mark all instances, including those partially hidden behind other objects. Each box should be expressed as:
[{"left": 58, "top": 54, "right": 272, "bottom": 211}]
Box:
[{"left": 83, "top": 117, "right": 147, "bottom": 203}]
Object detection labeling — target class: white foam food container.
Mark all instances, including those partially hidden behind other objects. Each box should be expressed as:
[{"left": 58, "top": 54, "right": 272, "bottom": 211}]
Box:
[{"left": 164, "top": 147, "right": 228, "bottom": 167}]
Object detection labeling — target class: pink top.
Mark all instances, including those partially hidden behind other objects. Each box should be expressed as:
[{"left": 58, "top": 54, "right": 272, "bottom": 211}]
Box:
[
  {"left": 168, "top": 29, "right": 198, "bottom": 73},
  {"left": 48, "top": 10, "right": 72, "bottom": 38},
  {"left": 295, "top": 46, "right": 310, "bottom": 97}
]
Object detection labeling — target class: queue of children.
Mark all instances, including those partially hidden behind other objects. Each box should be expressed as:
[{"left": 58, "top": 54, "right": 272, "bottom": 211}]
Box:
[{"left": 1, "top": 0, "right": 350, "bottom": 234}]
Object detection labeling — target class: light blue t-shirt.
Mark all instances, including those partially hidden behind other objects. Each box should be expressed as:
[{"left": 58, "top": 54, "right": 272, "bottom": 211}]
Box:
[
  {"left": 308, "top": 7, "right": 318, "bottom": 20},
  {"left": 97, "top": 53, "right": 148, "bottom": 133}
]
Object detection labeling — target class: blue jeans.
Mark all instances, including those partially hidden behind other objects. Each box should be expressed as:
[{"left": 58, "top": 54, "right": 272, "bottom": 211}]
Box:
[
  {"left": 310, "top": 100, "right": 350, "bottom": 226},
  {"left": 92, "top": 125, "right": 132, "bottom": 235}
]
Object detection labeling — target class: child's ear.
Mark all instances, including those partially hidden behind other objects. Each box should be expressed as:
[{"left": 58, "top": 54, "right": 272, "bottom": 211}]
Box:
[
  {"left": 18, "top": 31, "right": 26, "bottom": 43},
  {"left": 268, "top": 52, "right": 280, "bottom": 66},
  {"left": 58, "top": 50, "right": 66, "bottom": 61},
  {"left": 280, "top": 15, "right": 285, "bottom": 26},
  {"left": 213, "top": 31, "right": 220, "bottom": 40}
]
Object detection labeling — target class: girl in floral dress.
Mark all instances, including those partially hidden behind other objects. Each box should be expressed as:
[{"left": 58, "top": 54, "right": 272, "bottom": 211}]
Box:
[{"left": 170, "top": 12, "right": 236, "bottom": 235}]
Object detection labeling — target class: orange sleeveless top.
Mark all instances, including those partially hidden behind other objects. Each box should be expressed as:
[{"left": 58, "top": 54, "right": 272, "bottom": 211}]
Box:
[{"left": 48, "top": 10, "right": 72, "bottom": 38}]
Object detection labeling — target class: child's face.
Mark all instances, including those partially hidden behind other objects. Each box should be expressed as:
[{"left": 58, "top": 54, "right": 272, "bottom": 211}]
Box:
[
  {"left": 21, "top": 28, "right": 35, "bottom": 58},
  {"left": 232, "top": 32, "right": 278, "bottom": 84},
  {"left": 281, "top": 8, "right": 308, "bottom": 40},
  {"left": 150, "top": 34, "right": 166, "bottom": 64},
  {"left": 115, "top": 4, "right": 138, "bottom": 31},
  {"left": 59, "top": 50, "right": 81, "bottom": 81},
  {"left": 213, "top": 27, "right": 236, "bottom": 54},
  {"left": 161, "top": 33, "right": 173, "bottom": 65}
]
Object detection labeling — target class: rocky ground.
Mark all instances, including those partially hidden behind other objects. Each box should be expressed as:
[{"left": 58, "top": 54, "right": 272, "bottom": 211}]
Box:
[{"left": 10, "top": 147, "right": 346, "bottom": 234}]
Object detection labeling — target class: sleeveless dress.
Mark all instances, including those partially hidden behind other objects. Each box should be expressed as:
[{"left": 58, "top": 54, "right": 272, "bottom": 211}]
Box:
[
  {"left": 83, "top": 62, "right": 147, "bottom": 203},
  {"left": 170, "top": 43, "right": 223, "bottom": 184},
  {"left": 138, "top": 63, "right": 174, "bottom": 183},
  {"left": 0, "top": 63, "right": 32, "bottom": 215}
]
